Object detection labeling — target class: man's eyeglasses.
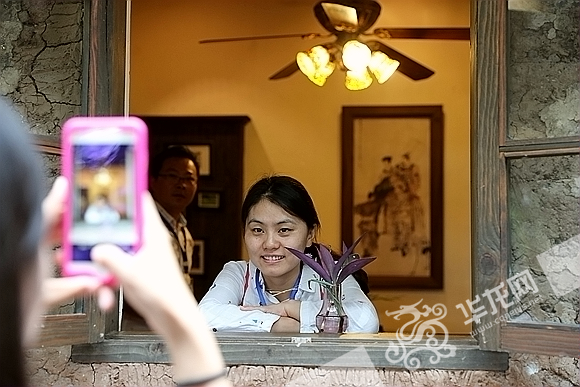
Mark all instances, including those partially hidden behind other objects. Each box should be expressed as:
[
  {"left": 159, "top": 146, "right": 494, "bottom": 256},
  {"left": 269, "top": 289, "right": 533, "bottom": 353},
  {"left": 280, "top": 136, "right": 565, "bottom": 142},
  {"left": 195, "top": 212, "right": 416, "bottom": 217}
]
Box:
[{"left": 158, "top": 173, "right": 197, "bottom": 185}]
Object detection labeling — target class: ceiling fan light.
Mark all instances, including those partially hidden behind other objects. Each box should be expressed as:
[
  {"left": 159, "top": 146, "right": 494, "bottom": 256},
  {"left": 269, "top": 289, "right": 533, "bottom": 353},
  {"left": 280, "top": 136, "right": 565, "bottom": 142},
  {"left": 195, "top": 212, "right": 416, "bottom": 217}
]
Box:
[
  {"left": 345, "top": 69, "right": 372, "bottom": 91},
  {"left": 319, "top": 61, "right": 335, "bottom": 77},
  {"left": 342, "top": 40, "right": 371, "bottom": 72},
  {"left": 369, "top": 51, "right": 400, "bottom": 83},
  {"left": 297, "top": 51, "right": 316, "bottom": 77},
  {"left": 308, "top": 72, "right": 330, "bottom": 86},
  {"left": 309, "top": 45, "right": 331, "bottom": 67}
]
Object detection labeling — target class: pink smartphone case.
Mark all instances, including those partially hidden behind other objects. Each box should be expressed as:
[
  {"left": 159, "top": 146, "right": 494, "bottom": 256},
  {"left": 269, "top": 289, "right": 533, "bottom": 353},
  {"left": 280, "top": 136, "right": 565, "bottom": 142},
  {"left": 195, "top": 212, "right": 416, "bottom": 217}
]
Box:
[{"left": 61, "top": 116, "right": 148, "bottom": 281}]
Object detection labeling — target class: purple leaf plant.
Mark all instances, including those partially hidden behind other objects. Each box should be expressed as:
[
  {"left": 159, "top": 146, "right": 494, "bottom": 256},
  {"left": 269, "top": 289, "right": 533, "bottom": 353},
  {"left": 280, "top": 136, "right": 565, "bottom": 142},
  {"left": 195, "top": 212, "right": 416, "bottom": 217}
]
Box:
[{"left": 285, "top": 234, "right": 376, "bottom": 315}]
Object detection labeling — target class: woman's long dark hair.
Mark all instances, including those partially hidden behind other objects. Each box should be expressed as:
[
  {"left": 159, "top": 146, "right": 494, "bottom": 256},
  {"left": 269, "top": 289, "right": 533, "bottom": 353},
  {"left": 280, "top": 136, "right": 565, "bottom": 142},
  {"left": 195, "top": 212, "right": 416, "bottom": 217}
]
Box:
[
  {"left": 241, "top": 175, "right": 321, "bottom": 233},
  {"left": 0, "top": 99, "right": 44, "bottom": 386}
]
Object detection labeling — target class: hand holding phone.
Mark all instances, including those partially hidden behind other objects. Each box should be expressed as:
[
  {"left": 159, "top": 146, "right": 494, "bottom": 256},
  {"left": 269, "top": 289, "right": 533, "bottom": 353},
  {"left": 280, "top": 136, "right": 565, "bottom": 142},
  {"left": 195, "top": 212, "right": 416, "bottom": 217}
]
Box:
[{"left": 60, "top": 116, "right": 148, "bottom": 281}]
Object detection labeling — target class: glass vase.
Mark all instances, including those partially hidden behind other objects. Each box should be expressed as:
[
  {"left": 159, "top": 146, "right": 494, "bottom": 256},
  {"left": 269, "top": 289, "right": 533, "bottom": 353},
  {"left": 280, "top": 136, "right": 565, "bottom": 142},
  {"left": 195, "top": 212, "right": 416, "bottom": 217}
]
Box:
[{"left": 315, "top": 283, "right": 349, "bottom": 334}]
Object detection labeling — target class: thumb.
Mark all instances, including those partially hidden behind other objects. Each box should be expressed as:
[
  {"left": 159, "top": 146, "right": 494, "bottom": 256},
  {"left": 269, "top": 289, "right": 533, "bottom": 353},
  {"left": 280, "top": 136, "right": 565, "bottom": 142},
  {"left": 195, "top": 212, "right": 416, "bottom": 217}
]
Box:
[{"left": 91, "top": 243, "right": 135, "bottom": 281}]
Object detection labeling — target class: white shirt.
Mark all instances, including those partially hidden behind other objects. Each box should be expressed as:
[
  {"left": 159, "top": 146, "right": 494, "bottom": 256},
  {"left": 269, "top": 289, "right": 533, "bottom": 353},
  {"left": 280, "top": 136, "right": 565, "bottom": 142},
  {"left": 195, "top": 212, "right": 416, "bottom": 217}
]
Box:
[
  {"left": 199, "top": 260, "right": 379, "bottom": 333},
  {"left": 155, "top": 202, "right": 194, "bottom": 291}
]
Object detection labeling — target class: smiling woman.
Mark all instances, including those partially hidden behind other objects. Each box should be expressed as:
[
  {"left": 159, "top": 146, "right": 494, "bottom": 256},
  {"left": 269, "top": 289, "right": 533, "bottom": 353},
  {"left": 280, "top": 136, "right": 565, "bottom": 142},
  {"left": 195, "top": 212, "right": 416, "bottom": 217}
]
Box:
[{"left": 198, "top": 175, "right": 380, "bottom": 333}]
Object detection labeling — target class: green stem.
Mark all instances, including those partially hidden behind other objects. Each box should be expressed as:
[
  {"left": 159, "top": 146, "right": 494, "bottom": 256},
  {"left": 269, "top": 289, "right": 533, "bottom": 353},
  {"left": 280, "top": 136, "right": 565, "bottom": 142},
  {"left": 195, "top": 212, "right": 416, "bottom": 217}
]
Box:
[{"left": 309, "top": 279, "right": 344, "bottom": 316}]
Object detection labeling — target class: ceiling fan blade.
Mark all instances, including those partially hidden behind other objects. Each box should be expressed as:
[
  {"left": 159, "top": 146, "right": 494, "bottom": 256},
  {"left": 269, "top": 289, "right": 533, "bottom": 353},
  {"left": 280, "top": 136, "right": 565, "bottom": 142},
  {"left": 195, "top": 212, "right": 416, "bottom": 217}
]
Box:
[
  {"left": 199, "top": 32, "right": 327, "bottom": 44},
  {"left": 366, "top": 40, "right": 434, "bottom": 80},
  {"left": 372, "top": 27, "right": 470, "bottom": 40},
  {"left": 269, "top": 61, "right": 300, "bottom": 80}
]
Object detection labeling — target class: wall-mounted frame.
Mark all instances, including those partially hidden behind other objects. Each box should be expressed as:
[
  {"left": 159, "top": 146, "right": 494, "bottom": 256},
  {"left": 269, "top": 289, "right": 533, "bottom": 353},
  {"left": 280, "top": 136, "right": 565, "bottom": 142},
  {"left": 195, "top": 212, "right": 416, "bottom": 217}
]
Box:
[
  {"left": 187, "top": 144, "right": 211, "bottom": 176},
  {"left": 191, "top": 239, "right": 205, "bottom": 275},
  {"left": 341, "top": 106, "right": 444, "bottom": 289},
  {"left": 197, "top": 191, "right": 221, "bottom": 209}
]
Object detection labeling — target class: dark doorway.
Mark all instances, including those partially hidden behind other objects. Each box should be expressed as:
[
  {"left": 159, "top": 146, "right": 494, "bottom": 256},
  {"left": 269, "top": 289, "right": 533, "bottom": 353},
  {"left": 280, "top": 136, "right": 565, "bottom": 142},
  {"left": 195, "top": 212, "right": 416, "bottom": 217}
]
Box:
[{"left": 141, "top": 116, "right": 248, "bottom": 300}]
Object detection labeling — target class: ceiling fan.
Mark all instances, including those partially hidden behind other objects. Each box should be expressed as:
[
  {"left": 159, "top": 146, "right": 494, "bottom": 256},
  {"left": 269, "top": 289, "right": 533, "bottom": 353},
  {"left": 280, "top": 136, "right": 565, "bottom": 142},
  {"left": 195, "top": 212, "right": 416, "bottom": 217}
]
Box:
[{"left": 199, "top": 0, "right": 469, "bottom": 86}]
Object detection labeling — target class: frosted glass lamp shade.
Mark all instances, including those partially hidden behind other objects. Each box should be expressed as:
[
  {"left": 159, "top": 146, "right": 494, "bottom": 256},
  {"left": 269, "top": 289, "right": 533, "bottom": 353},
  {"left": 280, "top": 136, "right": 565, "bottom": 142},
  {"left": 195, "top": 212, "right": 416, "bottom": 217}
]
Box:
[
  {"left": 297, "top": 46, "right": 335, "bottom": 86},
  {"left": 345, "top": 69, "right": 372, "bottom": 90},
  {"left": 368, "top": 51, "right": 400, "bottom": 83},
  {"left": 342, "top": 40, "right": 371, "bottom": 72}
]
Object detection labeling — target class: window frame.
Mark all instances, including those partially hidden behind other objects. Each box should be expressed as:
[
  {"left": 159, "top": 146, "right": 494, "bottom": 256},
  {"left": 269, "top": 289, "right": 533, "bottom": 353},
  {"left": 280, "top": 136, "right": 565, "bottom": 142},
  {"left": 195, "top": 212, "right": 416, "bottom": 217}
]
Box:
[
  {"left": 472, "top": 0, "right": 580, "bottom": 357},
  {"left": 36, "top": 0, "right": 126, "bottom": 347},
  {"left": 37, "top": 0, "right": 578, "bottom": 368}
]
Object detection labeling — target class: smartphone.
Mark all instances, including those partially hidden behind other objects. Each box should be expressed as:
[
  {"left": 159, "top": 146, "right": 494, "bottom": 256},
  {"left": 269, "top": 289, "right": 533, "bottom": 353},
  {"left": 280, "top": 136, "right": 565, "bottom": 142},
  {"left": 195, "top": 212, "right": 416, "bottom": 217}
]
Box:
[{"left": 61, "top": 116, "right": 148, "bottom": 280}]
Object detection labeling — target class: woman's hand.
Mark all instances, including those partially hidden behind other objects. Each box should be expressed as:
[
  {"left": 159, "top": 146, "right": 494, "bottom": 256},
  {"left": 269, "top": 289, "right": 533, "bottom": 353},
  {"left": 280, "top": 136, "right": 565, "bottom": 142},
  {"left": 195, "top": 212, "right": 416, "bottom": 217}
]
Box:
[
  {"left": 40, "top": 177, "right": 115, "bottom": 310},
  {"left": 241, "top": 301, "right": 301, "bottom": 333},
  {"left": 41, "top": 177, "right": 229, "bottom": 385},
  {"left": 240, "top": 300, "right": 301, "bottom": 320},
  {"left": 270, "top": 317, "right": 300, "bottom": 332},
  {"left": 91, "top": 193, "right": 228, "bottom": 384},
  {"left": 90, "top": 193, "right": 194, "bottom": 331}
]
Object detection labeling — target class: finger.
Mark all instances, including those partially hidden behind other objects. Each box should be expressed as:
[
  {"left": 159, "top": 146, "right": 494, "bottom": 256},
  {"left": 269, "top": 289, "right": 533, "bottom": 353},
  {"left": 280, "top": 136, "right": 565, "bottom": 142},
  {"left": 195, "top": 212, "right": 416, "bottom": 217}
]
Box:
[
  {"left": 42, "top": 276, "right": 102, "bottom": 308},
  {"left": 140, "top": 192, "right": 174, "bottom": 251},
  {"left": 97, "top": 286, "right": 117, "bottom": 311},
  {"left": 91, "top": 243, "right": 134, "bottom": 279},
  {"left": 42, "top": 176, "right": 68, "bottom": 226},
  {"left": 239, "top": 306, "right": 259, "bottom": 311},
  {"left": 53, "top": 247, "right": 64, "bottom": 267}
]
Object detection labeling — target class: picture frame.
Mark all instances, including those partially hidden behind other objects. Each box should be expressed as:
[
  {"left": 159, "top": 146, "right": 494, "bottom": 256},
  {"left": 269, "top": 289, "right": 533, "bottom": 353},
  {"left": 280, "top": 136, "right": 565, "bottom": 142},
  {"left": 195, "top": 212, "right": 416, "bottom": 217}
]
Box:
[
  {"left": 186, "top": 145, "right": 211, "bottom": 176},
  {"left": 197, "top": 191, "right": 221, "bottom": 209},
  {"left": 341, "top": 106, "right": 444, "bottom": 289},
  {"left": 191, "top": 239, "right": 205, "bottom": 275}
]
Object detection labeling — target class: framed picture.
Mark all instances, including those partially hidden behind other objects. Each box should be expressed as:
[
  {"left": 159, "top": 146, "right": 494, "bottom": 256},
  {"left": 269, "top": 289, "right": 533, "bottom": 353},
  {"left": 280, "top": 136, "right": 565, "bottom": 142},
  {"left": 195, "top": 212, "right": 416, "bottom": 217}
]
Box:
[
  {"left": 191, "top": 240, "right": 205, "bottom": 275},
  {"left": 197, "top": 191, "right": 221, "bottom": 209},
  {"left": 341, "top": 106, "right": 444, "bottom": 289},
  {"left": 186, "top": 145, "right": 211, "bottom": 176}
]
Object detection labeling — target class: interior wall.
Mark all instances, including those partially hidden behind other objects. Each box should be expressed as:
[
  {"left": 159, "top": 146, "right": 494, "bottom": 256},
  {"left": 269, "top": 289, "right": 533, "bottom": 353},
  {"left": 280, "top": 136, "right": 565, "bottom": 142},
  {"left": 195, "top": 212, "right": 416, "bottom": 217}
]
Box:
[{"left": 129, "top": 0, "right": 471, "bottom": 333}]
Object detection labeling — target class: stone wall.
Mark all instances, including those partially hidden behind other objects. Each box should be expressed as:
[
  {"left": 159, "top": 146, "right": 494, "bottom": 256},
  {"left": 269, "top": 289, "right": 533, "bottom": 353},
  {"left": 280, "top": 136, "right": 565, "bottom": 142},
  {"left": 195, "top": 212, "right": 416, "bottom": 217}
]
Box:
[
  {"left": 507, "top": 0, "right": 580, "bottom": 326},
  {"left": 24, "top": 346, "right": 579, "bottom": 386},
  {"left": 0, "top": 0, "right": 82, "bottom": 135}
]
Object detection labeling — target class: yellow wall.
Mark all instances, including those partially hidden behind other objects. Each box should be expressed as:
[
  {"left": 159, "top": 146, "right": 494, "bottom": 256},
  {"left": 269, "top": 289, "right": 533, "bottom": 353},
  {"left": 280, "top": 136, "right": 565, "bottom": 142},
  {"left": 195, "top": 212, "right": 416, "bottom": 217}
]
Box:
[{"left": 130, "top": 0, "right": 471, "bottom": 333}]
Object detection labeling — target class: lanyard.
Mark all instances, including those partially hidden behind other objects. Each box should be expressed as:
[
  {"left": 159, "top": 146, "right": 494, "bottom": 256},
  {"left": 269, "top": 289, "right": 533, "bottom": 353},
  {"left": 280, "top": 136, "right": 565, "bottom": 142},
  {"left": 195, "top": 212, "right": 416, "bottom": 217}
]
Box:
[
  {"left": 160, "top": 215, "right": 189, "bottom": 274},
  {"left": 255, "top": 263, "right": 303, "bottom": 306}
]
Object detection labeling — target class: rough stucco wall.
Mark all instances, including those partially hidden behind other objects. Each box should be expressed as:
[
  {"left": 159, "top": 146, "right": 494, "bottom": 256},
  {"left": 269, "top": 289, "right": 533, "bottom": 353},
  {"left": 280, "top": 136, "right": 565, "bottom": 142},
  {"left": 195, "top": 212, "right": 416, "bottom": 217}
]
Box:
[
  {"left": 507, "top": 0, "right": 580, "bottom": 324},
  {"left": 509, "top": 155, "right": 580, "bottom": 324},
  {"left": 4, "top": 0, "right": 578, "bottom": 386},
  {"left": 24, "top": 346, "right": 580, "bottom": 387},
  {"left": 0, "top": 0, "right": 83, "bottom": 134},
  {"left": 508, "top": 0, "right": 580, "bottom": 140}
]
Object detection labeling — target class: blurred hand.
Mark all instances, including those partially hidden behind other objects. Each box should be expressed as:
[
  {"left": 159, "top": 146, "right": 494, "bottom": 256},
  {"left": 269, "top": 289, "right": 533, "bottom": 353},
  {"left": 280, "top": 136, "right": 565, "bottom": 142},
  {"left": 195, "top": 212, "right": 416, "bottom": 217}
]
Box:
[
  {"left": 91, "top": 193, "right": 195, "bottom": 334},
  {"left": 40, "top": 177, "right": 228, "bottom": 385},
  {"left": 40, "top": 176, "right": 115, "bottom": 310}
]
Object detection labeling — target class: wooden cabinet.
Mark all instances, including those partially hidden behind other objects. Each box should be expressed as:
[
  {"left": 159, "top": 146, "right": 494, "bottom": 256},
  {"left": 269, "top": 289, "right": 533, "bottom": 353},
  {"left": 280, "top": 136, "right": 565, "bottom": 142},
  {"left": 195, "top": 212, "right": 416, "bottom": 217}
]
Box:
[{"left": 141, "top": 116, "right": 249, "bottom": 300}]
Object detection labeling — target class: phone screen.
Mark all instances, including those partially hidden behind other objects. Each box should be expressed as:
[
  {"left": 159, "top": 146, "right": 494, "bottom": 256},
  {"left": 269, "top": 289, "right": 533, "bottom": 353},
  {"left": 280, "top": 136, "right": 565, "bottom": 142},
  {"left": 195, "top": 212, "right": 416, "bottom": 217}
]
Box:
[{"left": 70, "top": 130, "right": 138, "bottom": 261}]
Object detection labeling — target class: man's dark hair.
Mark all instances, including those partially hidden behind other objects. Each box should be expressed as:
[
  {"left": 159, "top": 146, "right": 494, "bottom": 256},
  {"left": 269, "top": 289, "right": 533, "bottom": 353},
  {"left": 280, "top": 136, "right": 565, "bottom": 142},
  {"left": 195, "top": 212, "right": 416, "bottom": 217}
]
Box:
[{"left": 149, "top": 145, "right": 200, "bottom": 178}]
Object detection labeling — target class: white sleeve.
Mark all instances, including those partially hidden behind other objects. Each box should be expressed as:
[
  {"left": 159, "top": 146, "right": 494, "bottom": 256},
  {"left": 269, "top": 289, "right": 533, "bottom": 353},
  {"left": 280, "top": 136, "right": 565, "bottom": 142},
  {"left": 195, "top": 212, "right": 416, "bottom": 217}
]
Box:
[
  {"left": 198, "top": 261, "right": 280, "bottom": 332},
  {"left": 299, "top": 299, "right": 323, "bottom": 333},
  {"left": 341, "top": 275, "right": 380, "bottom": 333}
]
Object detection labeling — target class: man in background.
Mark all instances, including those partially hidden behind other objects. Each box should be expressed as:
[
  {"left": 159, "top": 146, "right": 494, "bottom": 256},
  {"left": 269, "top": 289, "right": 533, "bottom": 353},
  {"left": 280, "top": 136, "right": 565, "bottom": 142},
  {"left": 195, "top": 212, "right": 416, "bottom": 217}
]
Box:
[
  {"left": 148, "top": 145, "right": 199, "bottom": 291},
  {"left": 122, "top": 145, "right": 199, "bottom": 331}
]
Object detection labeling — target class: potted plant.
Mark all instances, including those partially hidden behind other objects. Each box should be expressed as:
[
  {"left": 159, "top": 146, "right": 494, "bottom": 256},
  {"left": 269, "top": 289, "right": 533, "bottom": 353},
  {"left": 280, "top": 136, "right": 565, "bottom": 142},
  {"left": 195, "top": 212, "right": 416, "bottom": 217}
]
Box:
[{"left": 286, "top": 235, "right": 376, "bottom": 334}]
